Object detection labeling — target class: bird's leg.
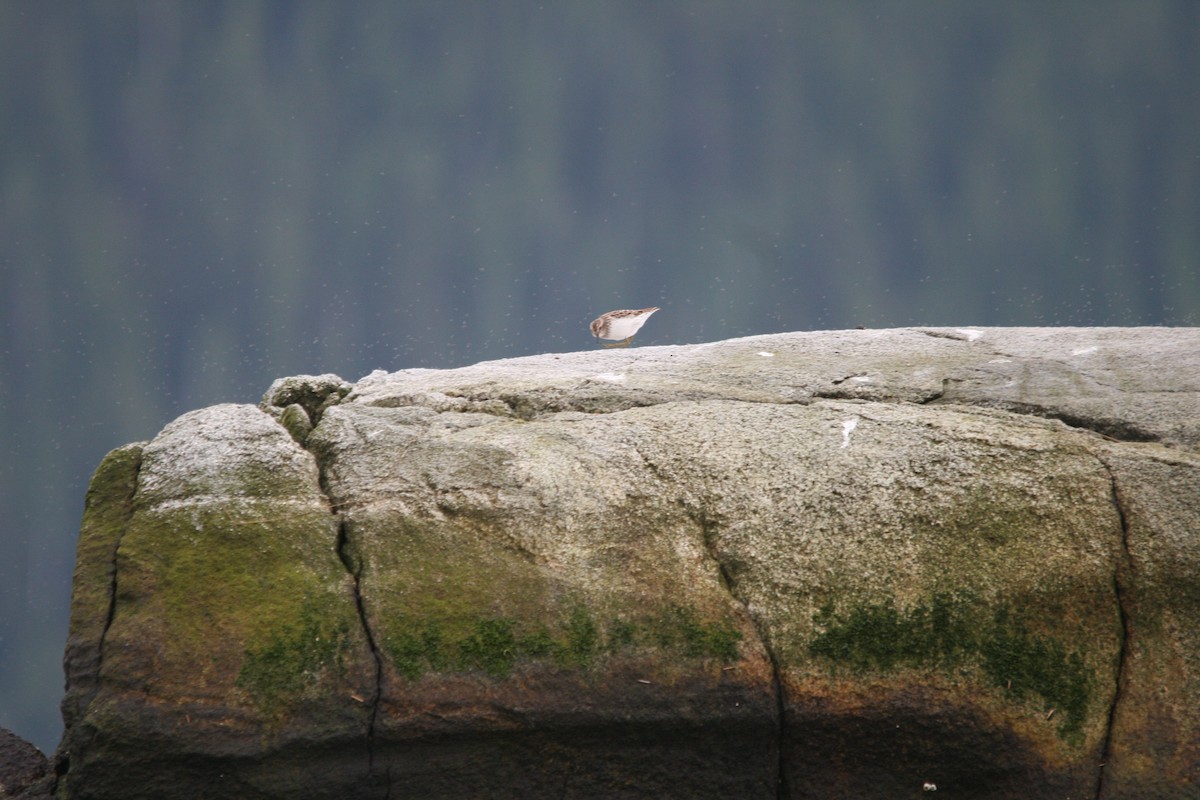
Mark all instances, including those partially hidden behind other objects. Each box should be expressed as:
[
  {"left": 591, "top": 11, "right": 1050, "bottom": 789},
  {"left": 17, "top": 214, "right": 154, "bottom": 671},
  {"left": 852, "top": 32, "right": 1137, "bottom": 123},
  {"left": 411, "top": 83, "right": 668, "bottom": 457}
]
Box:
[{"left": 602, "top": 337, "right": 633, "bottom": 348}]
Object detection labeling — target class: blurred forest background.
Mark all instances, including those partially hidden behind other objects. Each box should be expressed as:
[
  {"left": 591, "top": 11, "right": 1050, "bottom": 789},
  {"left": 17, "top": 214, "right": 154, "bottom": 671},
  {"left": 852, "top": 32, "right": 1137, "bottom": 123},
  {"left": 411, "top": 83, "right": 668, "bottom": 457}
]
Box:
[{"left": 2, "top": 1, "right": 1198, "bottom": 755}]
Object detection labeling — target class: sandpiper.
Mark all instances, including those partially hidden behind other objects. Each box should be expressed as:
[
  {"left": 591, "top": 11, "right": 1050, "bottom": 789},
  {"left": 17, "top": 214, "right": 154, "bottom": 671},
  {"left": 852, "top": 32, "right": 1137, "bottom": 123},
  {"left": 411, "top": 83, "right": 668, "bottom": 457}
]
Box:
[{"left": 589, "top": 307, "right": 660, "bottom": 348}]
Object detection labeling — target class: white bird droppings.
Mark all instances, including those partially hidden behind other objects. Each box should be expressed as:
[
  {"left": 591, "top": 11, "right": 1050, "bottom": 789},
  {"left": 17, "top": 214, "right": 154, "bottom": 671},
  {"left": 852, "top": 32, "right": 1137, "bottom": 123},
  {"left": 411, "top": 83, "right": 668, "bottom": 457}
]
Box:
[
  {"left": 592, "top": 372, "right": 627, "bottom": 383},
  {"left": 757, "top": 351, "right": 775, "bottom": 357},
  {"left": 1072, "top": 346, "right": 1099, "bottom": 356},
  {"left": 841, "top": 417, "right": 859, "bottom": 449},
  {"left": 955, "top": 329, "right": 983, "bottom": 341}
]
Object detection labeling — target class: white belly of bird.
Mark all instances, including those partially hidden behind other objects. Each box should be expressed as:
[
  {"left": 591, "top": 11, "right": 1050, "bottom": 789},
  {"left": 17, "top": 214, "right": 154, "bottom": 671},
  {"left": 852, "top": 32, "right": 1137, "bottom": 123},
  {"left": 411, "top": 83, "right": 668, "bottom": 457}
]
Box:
[{"left": 605, "top": 314, "right": 651, "bottom": 340}]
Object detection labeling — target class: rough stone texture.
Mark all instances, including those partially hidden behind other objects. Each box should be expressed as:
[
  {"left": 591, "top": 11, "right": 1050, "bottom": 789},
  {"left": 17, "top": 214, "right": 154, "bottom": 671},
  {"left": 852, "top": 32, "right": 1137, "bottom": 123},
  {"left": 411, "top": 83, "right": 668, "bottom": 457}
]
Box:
[
  {"left": 59, "top": 406, "right": 376, "bottom": 799},
  {"left": 0, "top": 728, "right": 47, "bottom": 799},
  {"left": 1096, "top": 446, "right": 1200, "bottom": 798},
  {"left": 54, "top": 328, "right": 1199, "bottom": 799}
]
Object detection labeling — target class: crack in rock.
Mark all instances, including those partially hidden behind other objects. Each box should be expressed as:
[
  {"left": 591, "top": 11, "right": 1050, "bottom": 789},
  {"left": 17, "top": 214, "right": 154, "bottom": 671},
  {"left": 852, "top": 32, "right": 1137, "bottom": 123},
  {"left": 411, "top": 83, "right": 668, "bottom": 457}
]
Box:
[
  {"left": 61, "top": 445, "right": 144, "bottom": 793},
  {"left": 693, "top": 510, "right": 790, "bottom": 800},
  {"left": 96, "top": 452, "right": 142, "bottom": 677},
  {"left": 629, "top": 439, "right": 788, "bottom": 797},
  {"left": 682, "top": 502, "right": 789, "bottom": 798},
  {"left": 262, "top": 392, "right": 386, "bottom": 794},
  {"left": 965, "top": 401, "right": 1158, "bottom": 445},
  {"left": 1093, "top": 457, "right": 1134, "bottom": 800},
  {"left": 767, "top": 640, "right": 789, "bottom": 800},
  {"left": 915, "top": 328, "right": 987, "bottom": 343},
  {"left": 336, "top": 518, "right": 383, "bottom": 778},
  {"left": 920, "top": 374, "right": 1162, "bottom": 445}
]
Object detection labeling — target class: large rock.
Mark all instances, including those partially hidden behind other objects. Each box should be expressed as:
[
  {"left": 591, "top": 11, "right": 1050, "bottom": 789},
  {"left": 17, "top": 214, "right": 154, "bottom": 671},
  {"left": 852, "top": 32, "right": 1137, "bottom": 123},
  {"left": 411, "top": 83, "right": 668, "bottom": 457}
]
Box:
[{"left": 55, "top": 328, "right": 1200, "bottom": 798}]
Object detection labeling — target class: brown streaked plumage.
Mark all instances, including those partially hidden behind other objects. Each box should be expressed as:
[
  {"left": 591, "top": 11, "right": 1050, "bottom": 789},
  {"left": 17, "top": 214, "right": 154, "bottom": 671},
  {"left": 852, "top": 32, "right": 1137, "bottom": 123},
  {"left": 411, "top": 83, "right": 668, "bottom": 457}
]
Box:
[{"left": 589, "top": 307, "right": 660, "bottom": 348}]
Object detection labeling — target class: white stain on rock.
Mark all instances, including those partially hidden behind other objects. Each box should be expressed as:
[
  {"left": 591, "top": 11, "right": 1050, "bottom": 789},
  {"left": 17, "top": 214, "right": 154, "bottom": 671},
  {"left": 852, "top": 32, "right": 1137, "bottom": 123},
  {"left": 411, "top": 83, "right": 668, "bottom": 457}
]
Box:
[{"left": 841, "top": 417, "right": 859, "bottom": 449}]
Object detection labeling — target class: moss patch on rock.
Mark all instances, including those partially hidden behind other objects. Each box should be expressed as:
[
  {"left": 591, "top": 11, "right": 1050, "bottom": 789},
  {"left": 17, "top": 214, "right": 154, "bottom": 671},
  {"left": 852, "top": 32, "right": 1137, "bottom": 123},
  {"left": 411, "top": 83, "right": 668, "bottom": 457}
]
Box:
[
  {"left": 101, "top": 496, "right": 368, "bottom": 726},
  {"left": 653, "top": 605, "right": 742, "bottom": 661},
  {"left": 383, "top": 603, "right": 742, "bottom": 681},
  {"left": 357, "top": 514, "right": 743, "bottom": 683},
  {"left": 808, "top": 593, "right": 1094, "bottom": 739},
  {"left": 809, "top": 593, "right": 976, "bottom": 671},
  {"left": 236, "top": 597, "right": 353, "bottom": 712},
  {"left": 978, "top": 607, "right": 1092, "bottom": 740}
]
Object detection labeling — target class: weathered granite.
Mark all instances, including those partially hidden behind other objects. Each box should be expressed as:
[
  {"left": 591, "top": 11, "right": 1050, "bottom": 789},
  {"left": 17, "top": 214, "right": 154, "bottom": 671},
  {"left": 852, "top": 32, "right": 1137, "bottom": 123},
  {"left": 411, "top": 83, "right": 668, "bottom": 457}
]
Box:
[
  {"left": 53, "top": 328, "right": 1200, "bottom": 798},
  {"left": 0, "top": 728, "right": 47, "bottom": 799}
]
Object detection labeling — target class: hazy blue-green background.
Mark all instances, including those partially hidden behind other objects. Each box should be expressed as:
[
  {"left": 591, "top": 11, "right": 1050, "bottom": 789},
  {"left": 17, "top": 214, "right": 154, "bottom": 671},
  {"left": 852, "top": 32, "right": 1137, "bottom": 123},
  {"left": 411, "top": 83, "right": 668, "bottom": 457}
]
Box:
[{"left": 2, "top": 2, "right": 1198, "bottom": 755}]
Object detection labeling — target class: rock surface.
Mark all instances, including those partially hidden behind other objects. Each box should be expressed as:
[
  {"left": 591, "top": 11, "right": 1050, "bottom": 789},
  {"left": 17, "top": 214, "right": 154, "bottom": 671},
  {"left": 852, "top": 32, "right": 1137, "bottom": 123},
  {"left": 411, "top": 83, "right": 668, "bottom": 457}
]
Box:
[
  {"left": 54, "top": 328, "right": 1199, "bottom": 798},
  {"left": 0, "top": 728, "right": 48, "bottom": 799}
]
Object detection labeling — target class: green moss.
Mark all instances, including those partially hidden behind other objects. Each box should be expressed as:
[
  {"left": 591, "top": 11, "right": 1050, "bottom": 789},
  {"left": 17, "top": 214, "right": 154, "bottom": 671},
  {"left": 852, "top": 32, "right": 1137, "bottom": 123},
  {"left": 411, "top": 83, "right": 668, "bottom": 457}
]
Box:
[
  {"left": 607, "top": 620, "right": 637, "bottom": 651},
  {"left": 107, "top": 496, "right": 360, "bottom": 719},
  {"left": 560, "top": 604, "right": 600, "bottom": 667},
  {"left": 457, "top": 618, "right": 519, "bottom": 676},
  {"left": 808, "top": 594, "right": 1094, "bottom": 739},
  {"left": 84, "top": 444, "right": 143, "bottom": 514},
  {"left": 72, "top": 444, "right": 143, "bottom": 640},
  {"left": 809, "top": 592, "right": 975, "bottom": 671},
  {"left": 517, "top": 626, "right": 557, "bottom": 659},
  {"left": 654, "top": 605, "right": 743, "bottom": 661},
  {"left": 373, "top": 522, "right": 742, "bottom": 681},
  {"left": 389, "top": 620, "right": 447, "bottom": 680},
  {"left": 382, "top": 602, "right": 740, "bottom": 681},
  {"left": 236, "top": 598, "right": 351, "bottom": 711},
  {"left": 979, "top": 608, "right": 1092, "bottom": 739},
  {"left": 705, "top": 624, "right": 745, "bottom": 661}
]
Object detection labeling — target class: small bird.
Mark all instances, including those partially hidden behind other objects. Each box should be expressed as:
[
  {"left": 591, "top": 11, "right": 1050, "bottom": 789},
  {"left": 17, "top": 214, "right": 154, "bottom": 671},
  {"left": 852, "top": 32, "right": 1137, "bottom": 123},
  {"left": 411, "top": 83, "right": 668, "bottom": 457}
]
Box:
[{"left": 590, "top": 307, "right": 660, "bottom": 348}]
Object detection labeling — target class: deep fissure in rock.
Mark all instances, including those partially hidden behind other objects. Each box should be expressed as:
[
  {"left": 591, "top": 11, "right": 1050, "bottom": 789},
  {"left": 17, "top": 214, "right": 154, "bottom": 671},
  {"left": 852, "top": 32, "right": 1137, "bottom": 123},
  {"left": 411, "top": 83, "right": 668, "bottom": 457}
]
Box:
[
  {"left": 336, "top": 518, "right": 384, "bottom": 777},
  {"left": 689, "top": 506, "right": 790, "bottom": 799},
  {"left": 997, "top": 403, "right": 1159, "bottom": 444},
  {"left": 631, "top": 435, "right": 789, "bottom": 798},
  {"left": 766, "top": 638, "right": 790, "bottom": 800},
  {"left": 279, "top": 407, "right": 386, "bottom": 788},
  {"left": 1094, "top": 461, "right": 1133, "bottom": 800},
  {"left": 919, "top": 385, "right": 1160, "bottom": 445}
]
